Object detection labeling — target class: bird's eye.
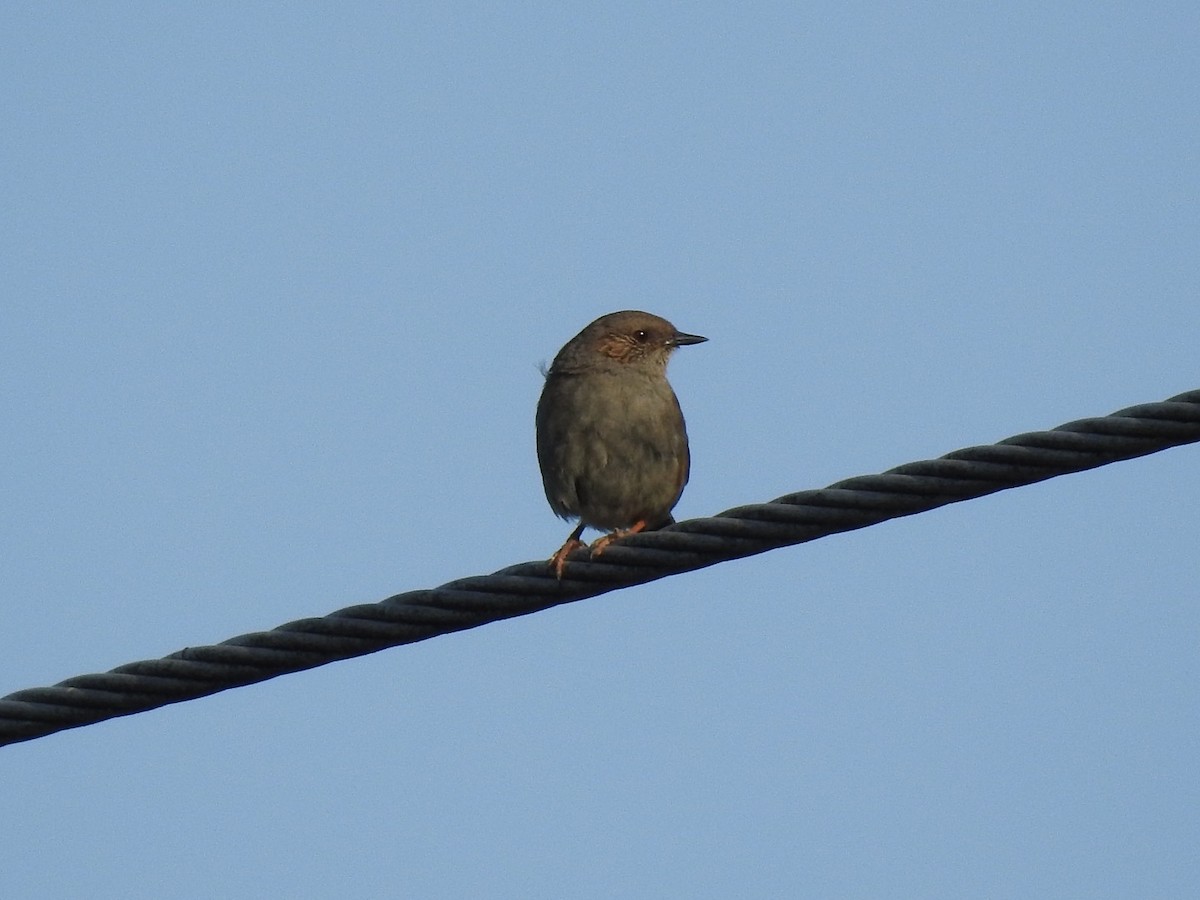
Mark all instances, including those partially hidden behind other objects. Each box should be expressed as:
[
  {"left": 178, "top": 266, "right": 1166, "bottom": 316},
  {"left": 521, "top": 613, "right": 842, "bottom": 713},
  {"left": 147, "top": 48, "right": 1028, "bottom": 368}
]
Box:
[{"left": 633, "top": 330, "right": 649, "bottom": 342}]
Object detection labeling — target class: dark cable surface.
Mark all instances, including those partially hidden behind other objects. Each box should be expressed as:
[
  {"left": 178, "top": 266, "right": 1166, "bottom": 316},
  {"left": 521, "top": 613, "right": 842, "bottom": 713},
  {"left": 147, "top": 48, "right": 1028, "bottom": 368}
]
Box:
[{"left": 3, "top": 389, "right": 1198, "bottom": 747}]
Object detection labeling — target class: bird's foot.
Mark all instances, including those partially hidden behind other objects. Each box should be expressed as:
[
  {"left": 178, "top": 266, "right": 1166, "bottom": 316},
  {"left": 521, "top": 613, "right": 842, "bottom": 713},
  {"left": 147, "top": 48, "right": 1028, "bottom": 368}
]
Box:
[
  {"left": 549, "top": 523, "right": 588, "bottom": 579},
  {"left": 588, "top": 520, "right": 650, "bottom": 559}
]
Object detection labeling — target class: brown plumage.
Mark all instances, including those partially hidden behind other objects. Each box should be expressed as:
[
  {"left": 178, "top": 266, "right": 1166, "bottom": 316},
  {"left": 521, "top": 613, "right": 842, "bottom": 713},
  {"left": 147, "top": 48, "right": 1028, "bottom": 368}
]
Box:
[{"left": 536, "top": 310, "right": 707, "bottom": 578}]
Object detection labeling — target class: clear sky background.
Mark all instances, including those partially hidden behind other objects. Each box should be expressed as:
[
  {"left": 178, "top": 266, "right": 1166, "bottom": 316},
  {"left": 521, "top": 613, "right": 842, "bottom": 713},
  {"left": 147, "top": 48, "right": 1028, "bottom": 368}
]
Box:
[{"left": 3, "top": 4, "right": 1198, "bottom": 898}]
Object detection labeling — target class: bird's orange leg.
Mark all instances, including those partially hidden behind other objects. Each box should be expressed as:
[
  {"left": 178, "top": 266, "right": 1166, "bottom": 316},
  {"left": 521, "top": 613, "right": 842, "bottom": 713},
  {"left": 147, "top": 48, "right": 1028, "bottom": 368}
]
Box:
[
  {"left": 589, "top": 519, "right": 649, "bottom": 558},
  {"left": 549, "top": 523, "right": 587, "bottom": 579}
]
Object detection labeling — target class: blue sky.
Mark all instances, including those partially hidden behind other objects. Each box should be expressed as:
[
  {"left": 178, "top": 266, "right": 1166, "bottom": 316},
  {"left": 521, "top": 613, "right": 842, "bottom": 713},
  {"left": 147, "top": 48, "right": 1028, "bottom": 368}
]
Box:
[{"left": 3, "top": 3, "right": 1198, "bottom": 897}]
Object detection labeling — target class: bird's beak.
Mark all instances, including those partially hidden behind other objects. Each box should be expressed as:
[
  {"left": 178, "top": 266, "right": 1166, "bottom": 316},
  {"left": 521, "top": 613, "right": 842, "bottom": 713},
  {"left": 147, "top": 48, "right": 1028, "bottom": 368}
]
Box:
[{"left": 671, "top": 331, "right": 708, "bottom": 347}]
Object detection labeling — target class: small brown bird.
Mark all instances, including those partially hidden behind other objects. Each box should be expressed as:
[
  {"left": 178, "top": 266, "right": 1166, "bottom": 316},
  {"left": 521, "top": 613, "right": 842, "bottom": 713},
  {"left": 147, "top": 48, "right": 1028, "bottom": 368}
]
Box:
[{"left": 536, "top": 310, "right": 707, "bottom": 578}]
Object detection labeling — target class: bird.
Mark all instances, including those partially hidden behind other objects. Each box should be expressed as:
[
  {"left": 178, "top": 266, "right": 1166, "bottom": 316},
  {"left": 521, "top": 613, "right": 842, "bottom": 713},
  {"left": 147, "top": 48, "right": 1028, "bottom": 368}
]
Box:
[{"left": 536, "top": 310, "right": 707, "bottom": 578}]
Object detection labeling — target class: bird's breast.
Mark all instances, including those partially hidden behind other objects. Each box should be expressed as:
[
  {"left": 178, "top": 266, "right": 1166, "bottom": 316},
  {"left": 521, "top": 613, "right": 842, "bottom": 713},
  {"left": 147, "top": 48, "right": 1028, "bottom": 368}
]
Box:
[{"left": 536, "top": 371, "right": 690, "bottom": 529}]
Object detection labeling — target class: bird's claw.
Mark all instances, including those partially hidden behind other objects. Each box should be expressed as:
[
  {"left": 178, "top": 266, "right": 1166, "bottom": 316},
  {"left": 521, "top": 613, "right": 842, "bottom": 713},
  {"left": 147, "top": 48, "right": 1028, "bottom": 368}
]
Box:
[
  {"left": 588, "top": 519, "right": 649, "bottom": 560},
  {"left": 549, "top": 538, "right": 587, "bottom": 579},
  {"left": 548, "top": 521, "right": 643, "bottom": 578},
  {"left": 587, "top": 531, "right": 623, "bottom": 558}
]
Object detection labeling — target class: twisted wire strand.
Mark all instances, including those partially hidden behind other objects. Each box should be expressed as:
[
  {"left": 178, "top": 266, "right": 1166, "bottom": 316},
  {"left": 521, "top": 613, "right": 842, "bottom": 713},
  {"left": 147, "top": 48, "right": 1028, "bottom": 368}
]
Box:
[{"left": 3, "top": 389, "right": 1197, "bottom": 747}]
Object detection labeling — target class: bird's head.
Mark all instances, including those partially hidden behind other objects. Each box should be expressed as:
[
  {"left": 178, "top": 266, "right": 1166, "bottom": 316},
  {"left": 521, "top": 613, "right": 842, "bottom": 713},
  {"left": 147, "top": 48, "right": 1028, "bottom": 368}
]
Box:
[{"left": 553, "top": 310, "right": 707, "bottom": 374}]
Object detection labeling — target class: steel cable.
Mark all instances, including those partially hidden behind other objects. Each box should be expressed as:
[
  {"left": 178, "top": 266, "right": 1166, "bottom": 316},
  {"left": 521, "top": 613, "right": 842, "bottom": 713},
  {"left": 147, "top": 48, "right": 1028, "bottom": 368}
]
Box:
[{"left": 2, "top": 388, "right": 1197, "bottom": 747}]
